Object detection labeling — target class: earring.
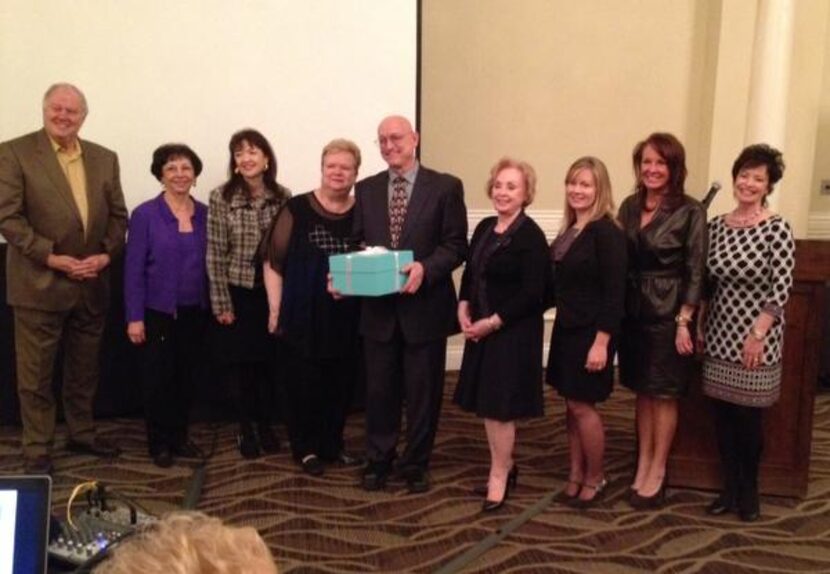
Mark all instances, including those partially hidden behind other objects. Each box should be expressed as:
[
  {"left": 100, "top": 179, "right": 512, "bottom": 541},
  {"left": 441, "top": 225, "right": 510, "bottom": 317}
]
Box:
[
  {"left": 234, "top": 167, "right": 240, "bottom": 174},
  {"left": 264, "top": 162, "right": 269, "bottom": 170}
]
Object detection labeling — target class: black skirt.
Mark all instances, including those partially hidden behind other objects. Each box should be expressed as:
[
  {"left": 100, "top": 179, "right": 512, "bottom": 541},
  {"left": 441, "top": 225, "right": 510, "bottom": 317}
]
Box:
[
  {"left": 453, "top": 316, "right": 544, "bottom": 422},
  {"left": 209, "top": 285, "right": 272, "bottom": 365},
  {"left": 546, "top": 323, "right": 614, "bottom": 403},
  {"left": 618, "top": 317, "right": 697, "bottom": 398}
]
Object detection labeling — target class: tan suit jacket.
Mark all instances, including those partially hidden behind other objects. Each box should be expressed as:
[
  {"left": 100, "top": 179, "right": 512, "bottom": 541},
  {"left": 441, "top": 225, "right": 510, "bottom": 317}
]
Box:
[{"left": 0, "top": 129, "right": 128, "bottom": 312}]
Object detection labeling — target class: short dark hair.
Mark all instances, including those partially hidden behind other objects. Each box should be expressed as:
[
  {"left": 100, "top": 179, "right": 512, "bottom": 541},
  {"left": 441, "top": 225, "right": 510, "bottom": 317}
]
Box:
[
  {"left": 150, "top": 144, "right": 203, "bottom": 181},
  {"left": 731, "top": 143, "right": 785, "bottom": 194},
  {"left": 632, "top": 132, "right": 687, "bottom": 210}
]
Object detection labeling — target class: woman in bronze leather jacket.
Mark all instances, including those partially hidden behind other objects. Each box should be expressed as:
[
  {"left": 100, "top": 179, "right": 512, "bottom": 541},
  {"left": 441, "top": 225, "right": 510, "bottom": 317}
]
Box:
[{"left": 617, "top": 132, "right": 707, "bottom": 508}]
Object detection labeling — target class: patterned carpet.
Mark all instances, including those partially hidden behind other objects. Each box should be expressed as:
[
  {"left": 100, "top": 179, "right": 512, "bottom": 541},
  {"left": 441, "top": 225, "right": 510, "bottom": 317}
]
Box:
[{"left": 2, "top": 375, "right": 829, "bottom": 573}]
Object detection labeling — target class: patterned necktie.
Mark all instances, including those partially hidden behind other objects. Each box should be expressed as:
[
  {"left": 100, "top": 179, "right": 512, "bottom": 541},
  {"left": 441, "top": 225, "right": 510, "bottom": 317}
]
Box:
[{"left": 389, "top": 176, "right": 408, "bottom": 248}]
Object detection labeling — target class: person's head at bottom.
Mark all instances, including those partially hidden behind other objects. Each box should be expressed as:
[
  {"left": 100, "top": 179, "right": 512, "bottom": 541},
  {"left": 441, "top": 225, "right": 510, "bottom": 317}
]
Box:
[{"left": 93, "top": 511, "right": 278, "bottom": 574}]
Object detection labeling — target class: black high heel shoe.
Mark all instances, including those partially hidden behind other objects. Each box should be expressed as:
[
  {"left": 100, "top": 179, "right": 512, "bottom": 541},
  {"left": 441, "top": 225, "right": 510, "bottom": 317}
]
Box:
[
  {"left": 630, "top": 478, "right": 667, "bottom": 509},
  {"left": 570, "top": 478, "right": 607, "bottom": 509},
  {"left": 554, "top": 480, "right": 582, "bottom": 504},
  {"left": 706, "top": 492, "right": 735, "bottom": 516},
  {"left": 482, "top": 482, "right": 509, "bottom": 512},
  {"left": 472, "top": 465, "right": 519, "bottom": 496}
]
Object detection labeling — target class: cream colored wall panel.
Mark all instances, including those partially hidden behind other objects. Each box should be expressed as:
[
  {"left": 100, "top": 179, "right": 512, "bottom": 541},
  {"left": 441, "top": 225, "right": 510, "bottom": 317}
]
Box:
[{"left": 422, "top": 0, "right": 713, "bottom": 215}]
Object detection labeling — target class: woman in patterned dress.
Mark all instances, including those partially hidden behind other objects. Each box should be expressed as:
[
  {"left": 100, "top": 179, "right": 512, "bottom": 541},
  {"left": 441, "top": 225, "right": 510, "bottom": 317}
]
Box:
[
  {"left": 262, "top": 139, "right": 363, "bottom": 476},
  {"left": 618, "top": 133, "right": 707, "bottom": 508},
  {"left": 697, "top": 144, "right": 795, "bottom": 522}
]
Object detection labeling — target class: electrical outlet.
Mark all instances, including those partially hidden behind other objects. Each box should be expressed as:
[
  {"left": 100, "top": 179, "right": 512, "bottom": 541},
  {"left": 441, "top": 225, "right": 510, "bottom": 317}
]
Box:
[{"left": 822, "top": 180, "right": 830, "bottom": 195}]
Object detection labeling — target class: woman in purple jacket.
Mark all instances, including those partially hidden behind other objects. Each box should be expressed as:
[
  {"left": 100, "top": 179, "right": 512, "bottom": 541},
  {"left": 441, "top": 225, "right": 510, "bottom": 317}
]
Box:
[{"left": 124, "top": 144, "right": 209, "bottom": 467}]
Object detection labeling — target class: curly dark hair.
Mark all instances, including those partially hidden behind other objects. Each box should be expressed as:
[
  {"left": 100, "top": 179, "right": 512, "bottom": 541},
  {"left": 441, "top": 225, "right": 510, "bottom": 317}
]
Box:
[
  {"left": 731, "top": 144, "right": 785, "bottom": 199},
  {"left": 150, "top": 144, "right": 203, "bottom": 181}
]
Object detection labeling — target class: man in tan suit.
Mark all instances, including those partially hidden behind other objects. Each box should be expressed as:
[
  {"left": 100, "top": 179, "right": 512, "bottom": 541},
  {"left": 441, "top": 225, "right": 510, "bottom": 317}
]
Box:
[{"left": 0, "top": 83, "right": 128, "bottom": 474}]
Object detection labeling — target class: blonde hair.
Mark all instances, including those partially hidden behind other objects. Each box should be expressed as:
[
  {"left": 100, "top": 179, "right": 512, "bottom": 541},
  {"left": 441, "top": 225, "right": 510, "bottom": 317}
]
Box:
[
  {"left": 485, "top": 157, "right": 537, "bottom": 207},
  {"left": 560, "top": 156, "right": 616, "bottom": 232},
  {"left": 93, "top": 512, "right": 278, "bottom": 574},
  {"left": 321, "top": 138, "right": 361, "bottom": 170}
]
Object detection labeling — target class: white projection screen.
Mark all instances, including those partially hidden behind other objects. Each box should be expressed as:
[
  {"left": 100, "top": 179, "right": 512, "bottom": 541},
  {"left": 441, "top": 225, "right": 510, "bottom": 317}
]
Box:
[{"left": 0, "top": 0, "right": 418, "bottom": 209}]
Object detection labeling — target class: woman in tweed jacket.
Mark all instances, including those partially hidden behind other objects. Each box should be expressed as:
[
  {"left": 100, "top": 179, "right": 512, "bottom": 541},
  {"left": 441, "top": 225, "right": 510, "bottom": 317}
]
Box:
[{"left": 207, "top": 128, "right": 290, "bottom": 458}]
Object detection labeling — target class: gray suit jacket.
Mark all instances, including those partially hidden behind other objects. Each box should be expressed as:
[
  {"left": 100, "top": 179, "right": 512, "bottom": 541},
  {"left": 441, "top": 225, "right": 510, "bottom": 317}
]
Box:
[
  {"left": 353, "top": 165, "right": 468, "bottom": 343},
  {"left": 0, "top": 129, "right": 128, "bottom": 312}
]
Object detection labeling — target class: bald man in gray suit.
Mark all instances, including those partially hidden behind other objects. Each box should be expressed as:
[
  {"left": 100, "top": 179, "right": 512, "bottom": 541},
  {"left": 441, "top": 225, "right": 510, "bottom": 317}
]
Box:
[{"left": 352, "top": 116, "right": 467, "bottom": 493}]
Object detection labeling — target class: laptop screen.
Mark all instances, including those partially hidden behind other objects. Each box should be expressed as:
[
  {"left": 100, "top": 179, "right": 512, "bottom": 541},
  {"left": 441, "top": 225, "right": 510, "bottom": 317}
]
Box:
[{"left": 0, "top": 476, "right": 51, "bottom": 574}]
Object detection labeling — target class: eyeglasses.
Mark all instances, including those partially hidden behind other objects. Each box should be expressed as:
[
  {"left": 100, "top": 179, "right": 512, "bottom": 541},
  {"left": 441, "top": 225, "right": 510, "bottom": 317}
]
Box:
[{"left": 375, "top": 133, "right": 410, "bottom": 147}]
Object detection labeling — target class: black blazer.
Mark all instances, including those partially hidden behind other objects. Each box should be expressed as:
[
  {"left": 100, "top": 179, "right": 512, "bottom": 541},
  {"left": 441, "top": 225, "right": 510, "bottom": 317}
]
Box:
[
  {"left": 460, "top": 215, "right": 548, "bottom": 325},
  {"left": 550, "top": 216, "right": 626, "bottom": 335},
  {"left": 352, "top": 165, "right": 468, "bottom": 343}
]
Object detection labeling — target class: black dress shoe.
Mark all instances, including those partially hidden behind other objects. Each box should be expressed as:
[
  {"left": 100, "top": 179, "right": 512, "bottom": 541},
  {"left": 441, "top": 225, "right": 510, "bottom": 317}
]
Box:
[
  {"left": 171, "top": 440, "right": 204, "bottom": 459},
  {"left": 257, "top": 424, "right": 280, "bottom": 454},
  {"left": 361, "top": 461, "right": 391, "bottom": 491},
  {"left": 24, "top": 454, "right": 53, "bottom": 475},
  {"left": 738, "top": 489, "right": 760, "bottom": 522},
  {"left": 237, "top": 427, "right": 260, "bottom": 460},
  {"left": 301, "top": 454, "right": 325, "bottom": 477},
  {"left": 66, "top": 437, "right": 121, "bottom": 458},
  {"left": 152, "top": 447, "right": 173, "bottom": 468},
  {"left": 333, "top": 451, "right": 364, "bottom": 466},
  {"left": 706, "top": 494, "right": 735, "bottom": 516},
  {"left": 404, "top": 467, "right": 430, "bottom": 494}
]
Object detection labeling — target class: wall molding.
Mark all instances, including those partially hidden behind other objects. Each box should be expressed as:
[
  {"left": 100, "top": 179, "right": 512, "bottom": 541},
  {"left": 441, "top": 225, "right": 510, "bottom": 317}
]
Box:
[
  {"left": 466, "top": 208, "right": 564, "bottom": 241},
  {"left": 807, "top": 212, "right": 830, "bottom": 239}
]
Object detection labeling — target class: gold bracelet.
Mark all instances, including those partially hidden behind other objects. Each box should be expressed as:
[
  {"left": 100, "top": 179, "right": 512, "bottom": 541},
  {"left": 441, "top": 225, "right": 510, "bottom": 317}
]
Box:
[
  {"left": 749, "top": 327, "right": 766, "bottom": 341},
  {"left": 674, "top": 314, "right": 691, "bottom": 326}
]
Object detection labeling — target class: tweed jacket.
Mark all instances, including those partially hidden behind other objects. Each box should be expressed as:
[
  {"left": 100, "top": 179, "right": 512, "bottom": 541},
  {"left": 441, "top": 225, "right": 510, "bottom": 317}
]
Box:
[
  {"left": 0, "top": 129, "right": 127, "bottom": 312},
  {"left": 206, "top": 184, "right": 290, "bottom": 315}
]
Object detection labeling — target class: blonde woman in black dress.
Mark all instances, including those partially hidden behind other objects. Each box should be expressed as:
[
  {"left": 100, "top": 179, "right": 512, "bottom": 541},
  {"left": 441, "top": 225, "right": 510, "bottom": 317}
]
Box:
[
  {"left": 454, "top": 158, "right": 548, "bottom": 512},
  {"left": 547, "top": 157, "right": 626, "bottom": 508}
]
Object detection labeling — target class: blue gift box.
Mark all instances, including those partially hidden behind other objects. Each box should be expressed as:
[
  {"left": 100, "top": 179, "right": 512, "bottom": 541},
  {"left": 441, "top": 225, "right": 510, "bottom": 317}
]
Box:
[{"left": 329, "top": 249, "right": 414, "bottom": 296}]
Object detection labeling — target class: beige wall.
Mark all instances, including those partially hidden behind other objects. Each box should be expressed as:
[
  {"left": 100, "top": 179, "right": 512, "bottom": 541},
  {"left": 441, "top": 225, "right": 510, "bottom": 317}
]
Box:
[
  {"left": 421, "top": 0, "right": 714, "bottom": 215},
  {"left": 422, "top": 0, "right": 829, "bottom": 240},
  {"left": 809, "top": 1, "right": 830, "bottom": 220}
]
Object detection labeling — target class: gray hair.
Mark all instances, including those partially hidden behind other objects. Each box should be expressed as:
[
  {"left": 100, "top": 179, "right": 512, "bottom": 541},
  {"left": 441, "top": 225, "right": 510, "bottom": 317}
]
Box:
[{"left": 43, "top": 83, "right": 88, "bottom": 115}]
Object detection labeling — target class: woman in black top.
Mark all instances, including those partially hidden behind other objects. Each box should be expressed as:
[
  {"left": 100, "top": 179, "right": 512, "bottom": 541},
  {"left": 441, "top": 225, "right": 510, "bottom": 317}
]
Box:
[
  {"left": 263, "top": 139, "right": 362, "bottom": 476},
  {"left": 454, "top": 158, "right": 548, "bottom": 512},
  {"left": 547, "top": 157, "right": 626, "bottom": 507},
  {"left": 618, "top": 133, "right": 706, "bottom": 508}
]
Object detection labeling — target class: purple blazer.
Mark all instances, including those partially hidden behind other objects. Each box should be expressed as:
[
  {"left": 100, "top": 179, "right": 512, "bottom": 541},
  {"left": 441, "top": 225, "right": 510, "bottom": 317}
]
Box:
[{"left": 124, "top": 193, "right": 209, "bottom": 322}]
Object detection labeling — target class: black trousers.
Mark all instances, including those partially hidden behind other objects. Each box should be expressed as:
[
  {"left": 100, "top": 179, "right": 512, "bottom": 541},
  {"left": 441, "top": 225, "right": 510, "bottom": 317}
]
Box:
[
  {"left": 142, "top": 307, "right": 207, "bottom": 455},
  {"left": 283, "top": 348, "right": 358, "bottom": 461},
  {"left": 711, "top": 398, "right": 763, "bottom": 500},
  {"left": 363, "top": 326, "right": 447, "bottom": 470}
]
